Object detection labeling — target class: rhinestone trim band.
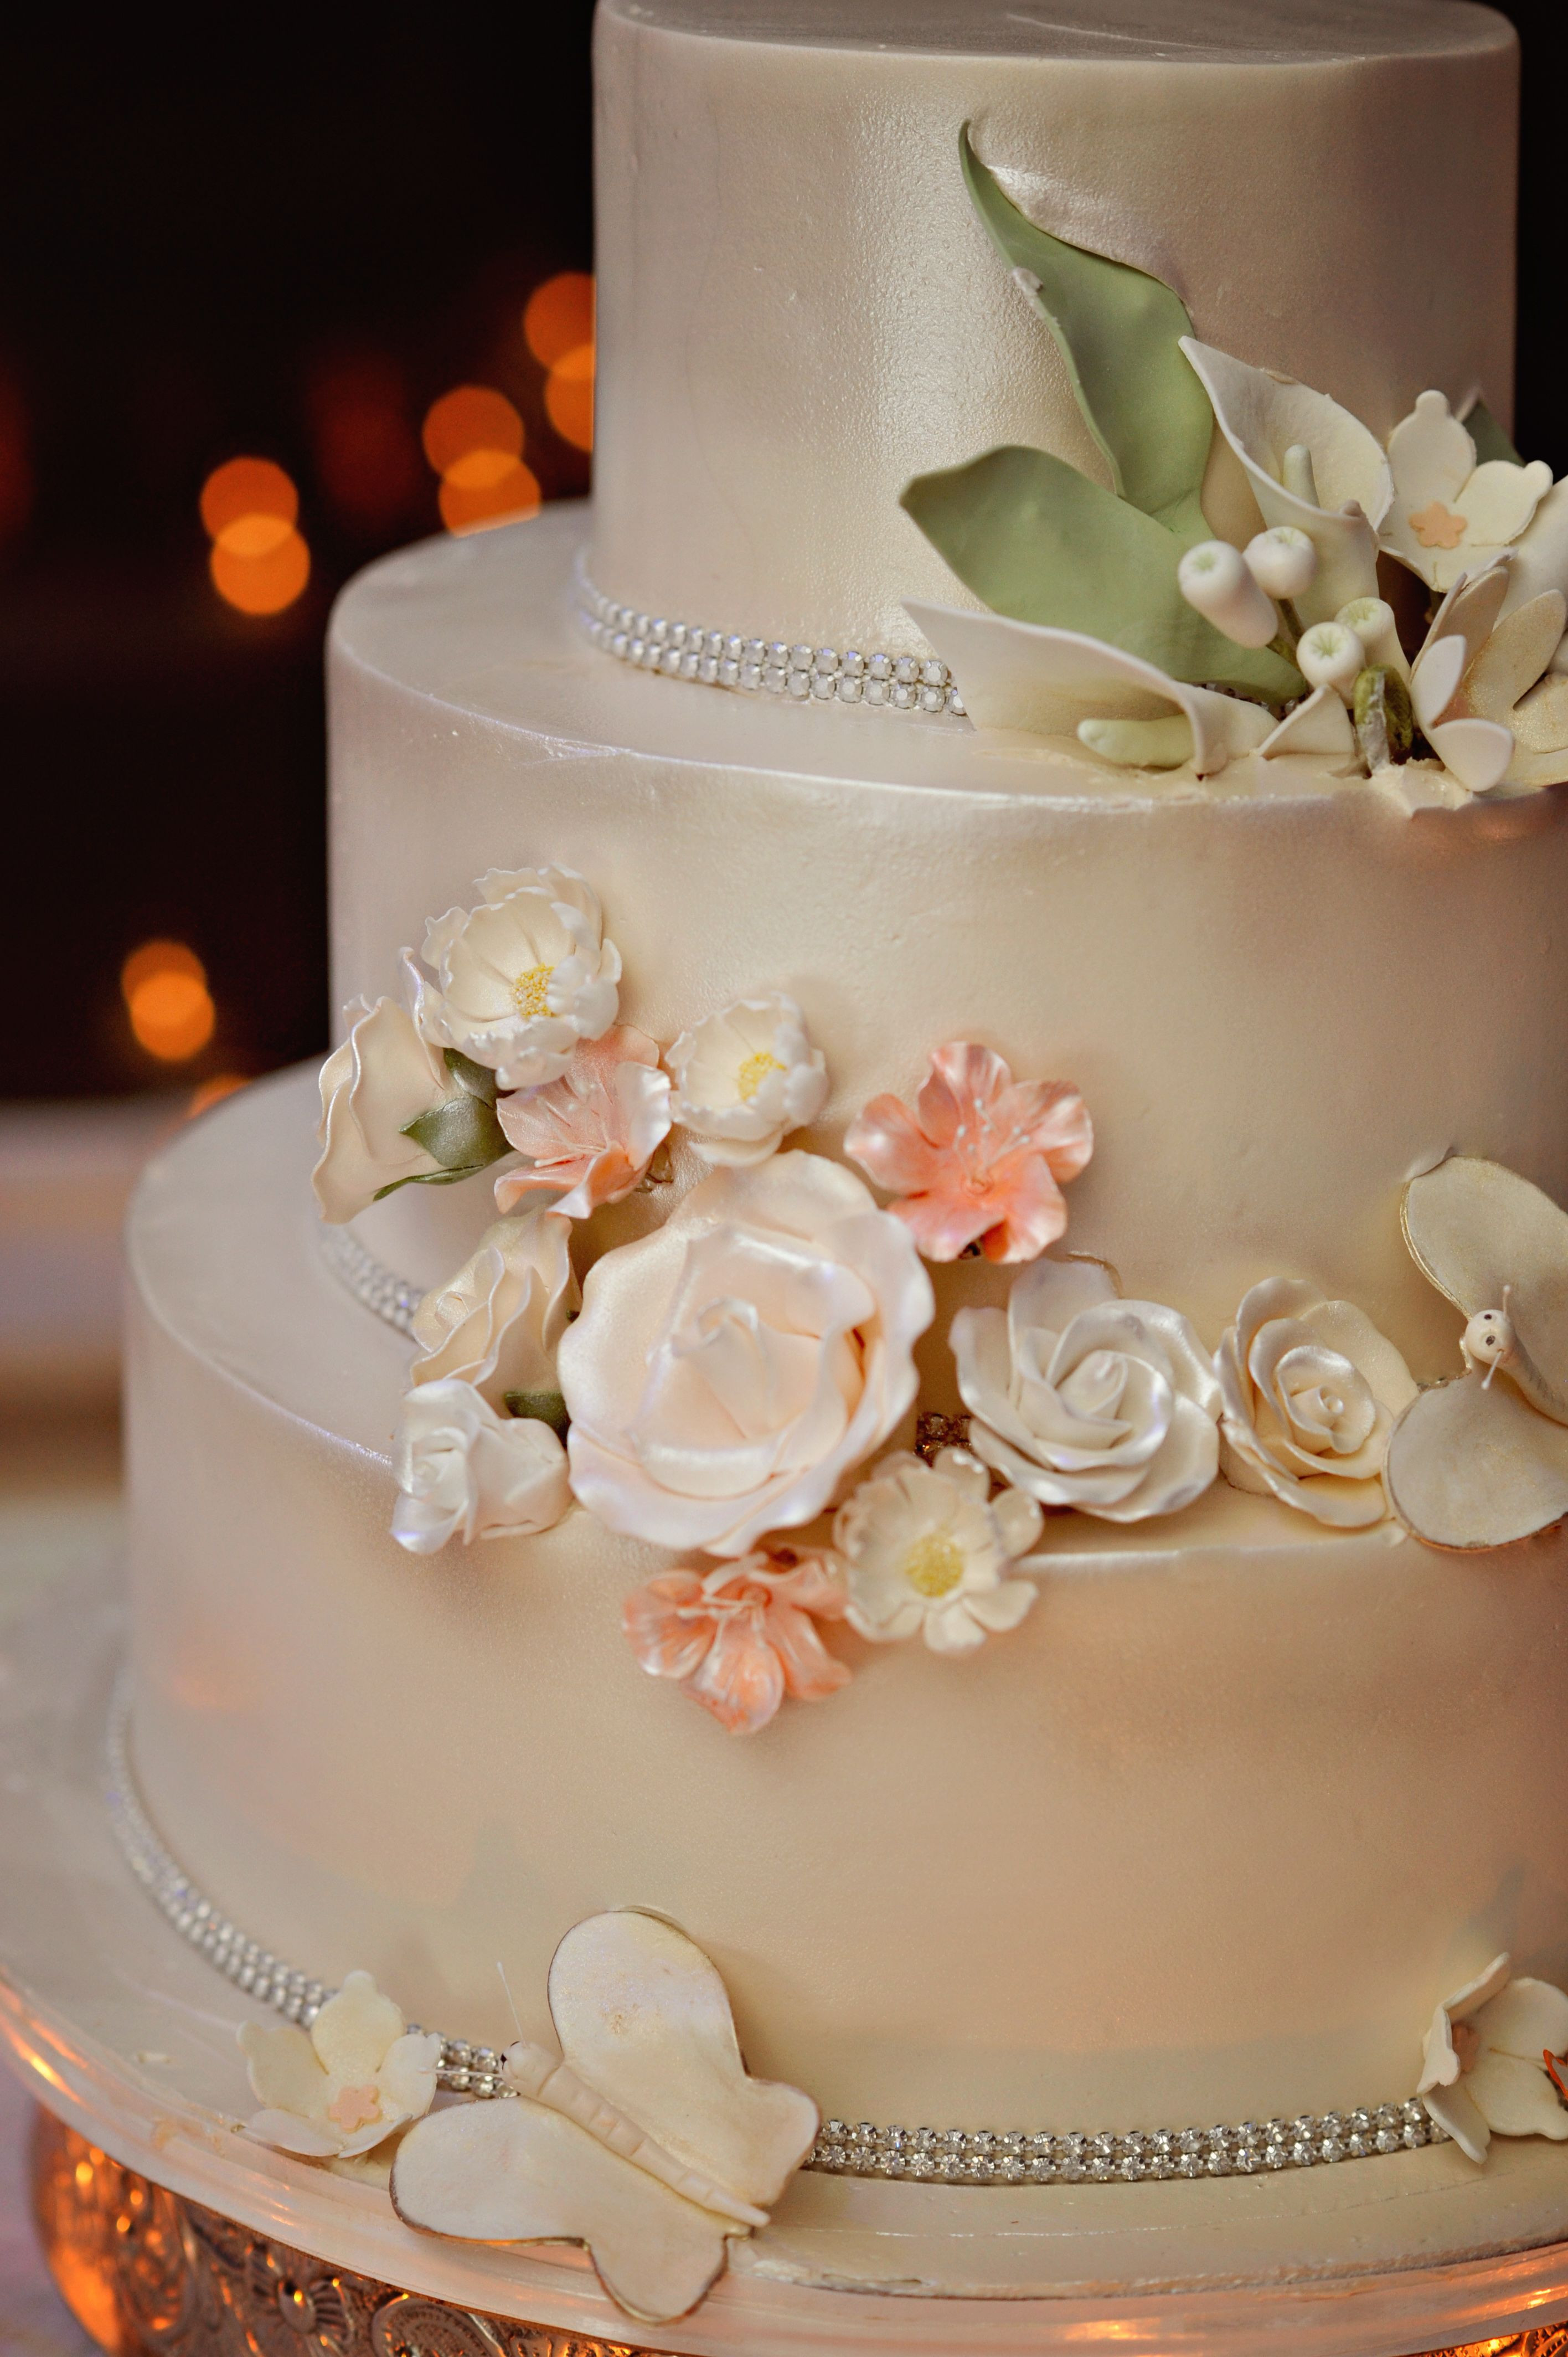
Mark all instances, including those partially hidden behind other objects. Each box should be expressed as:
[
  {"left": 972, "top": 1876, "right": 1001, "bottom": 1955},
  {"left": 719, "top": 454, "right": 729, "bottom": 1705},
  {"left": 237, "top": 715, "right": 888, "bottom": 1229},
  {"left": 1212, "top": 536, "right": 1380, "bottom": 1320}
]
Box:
[
  {"left": 574, "top": 562, "right": 968, "bottom": 719},
  {"left": 318, "top": 1224, "right": 422, "bottom": 1337},
  {"left": 105, "top": 1680, "right": 1448, "bottom": 2180}
]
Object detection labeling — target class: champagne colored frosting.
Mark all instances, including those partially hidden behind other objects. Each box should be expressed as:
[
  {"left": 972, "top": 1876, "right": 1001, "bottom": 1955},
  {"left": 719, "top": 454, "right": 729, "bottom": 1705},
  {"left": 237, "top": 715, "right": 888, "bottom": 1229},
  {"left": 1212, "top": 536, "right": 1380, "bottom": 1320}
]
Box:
[
  {"left": 124, "top": 1064, "right": 1568, "bottom": 2130},
  {"left": 591, "top": 0, "right": 1517, "bottom": 649}
]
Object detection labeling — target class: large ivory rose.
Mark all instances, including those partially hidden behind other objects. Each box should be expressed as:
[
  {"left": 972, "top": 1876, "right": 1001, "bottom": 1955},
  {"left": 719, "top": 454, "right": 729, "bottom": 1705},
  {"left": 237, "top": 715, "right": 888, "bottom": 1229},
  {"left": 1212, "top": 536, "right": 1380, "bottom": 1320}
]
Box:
[
  {"left": 312, "top": 997, "right": 461, "bottom": 1223},
  {"left": 404, "top": 866, "right": 621, "bottom": 1091},
  {"left": 409, "top": 1212, "right": 577, "bottom": 1412},
  {"left": 391, "top": 1379, "right": 571, "bottom": 1553},
  {"left": 952, "top": 1257, "right": 1221, "bottom": 1521},
  {"left": 1215, "top": 1278, "right": 1416, "bottom": 1527},
  {"left": 558, "top": 1152, "right": 934, "bottom": 1556}
]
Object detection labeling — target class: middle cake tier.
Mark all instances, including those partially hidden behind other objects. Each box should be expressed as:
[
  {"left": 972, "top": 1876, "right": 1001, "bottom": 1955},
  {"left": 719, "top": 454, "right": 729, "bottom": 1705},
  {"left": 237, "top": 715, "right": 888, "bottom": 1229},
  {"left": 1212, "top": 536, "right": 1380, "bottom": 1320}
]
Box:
[{"left": 329, "top": 505, "right": 1568, "bottom": 1375}]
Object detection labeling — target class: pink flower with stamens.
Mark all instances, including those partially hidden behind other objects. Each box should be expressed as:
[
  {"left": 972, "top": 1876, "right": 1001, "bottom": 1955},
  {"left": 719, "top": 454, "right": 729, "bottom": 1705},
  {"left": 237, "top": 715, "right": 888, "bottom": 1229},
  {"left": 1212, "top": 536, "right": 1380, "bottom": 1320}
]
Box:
[
  {"left": 495, "top": 1026, "right": 672, "bottom": 1219},
  {"left": 622, "top": 1550, "right": 850, "bottom": 1736},
  {"left": 844, "top": 1043, "right": 1092, "bottom": 1264}
]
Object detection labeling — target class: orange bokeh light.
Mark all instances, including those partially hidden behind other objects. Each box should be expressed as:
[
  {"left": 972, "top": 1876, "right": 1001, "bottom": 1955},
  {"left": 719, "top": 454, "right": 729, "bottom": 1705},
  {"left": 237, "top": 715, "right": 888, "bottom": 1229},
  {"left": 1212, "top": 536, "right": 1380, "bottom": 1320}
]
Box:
[
  {"left": 210, "top": 526, "right": 311, "bottom": 614},
  {"left": 199, "top": 456, "right": 297, "bottom": 538},
  {"left": 545, "top": 343, "right": 595, "bottom": 452},
  {"left": 439, "top": 460, "right": 541, "bottom": 536},
  {"left": 421, "top": 386, "right": 523, "bottom": 477},
  {"left": 121, "top": 939, "right": 203, "bottom": 1000},
  {"left": 188, "top": 1072, "right": 249, "bottom": 1118},
  {"left": 524, "top": 272, "right": 595, "bottom": 369},
  {"left": 122, "top": 939, "right": 215, "bottom": 1063}
]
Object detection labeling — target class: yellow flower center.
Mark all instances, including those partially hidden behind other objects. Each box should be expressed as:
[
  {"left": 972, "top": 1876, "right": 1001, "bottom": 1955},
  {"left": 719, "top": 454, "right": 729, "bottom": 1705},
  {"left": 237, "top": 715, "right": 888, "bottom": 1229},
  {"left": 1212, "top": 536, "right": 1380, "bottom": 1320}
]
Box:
[
  {"left": 736, "top": 1048, "right": 786, "bottom": 1102},
  {"left": 512, "top": 962, "right": 555, "bottom": 1018},
  {"left": 901, "top": 1532, "right": 964, "bottom": 1598}
]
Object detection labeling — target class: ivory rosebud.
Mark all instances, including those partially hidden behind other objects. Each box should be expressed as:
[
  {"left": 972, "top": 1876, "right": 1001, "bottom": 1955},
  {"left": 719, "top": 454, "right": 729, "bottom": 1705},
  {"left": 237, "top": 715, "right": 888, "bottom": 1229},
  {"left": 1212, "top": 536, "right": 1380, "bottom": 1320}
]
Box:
[
  {"left": 1176, "top": 539, "right": 1280, "bottom": 649},
  {"left": 1297, "top": 620, "right": 1366, "bottom": 699},
  {"left": 1077, "top": 714, "right": 1194, "bottom": 770},
  {"left": 1336, "top": 595, "right": 1409, "bottom": 680},
  {"left": 1244, "top": 527, "right": 1317, "bottom": 601}
]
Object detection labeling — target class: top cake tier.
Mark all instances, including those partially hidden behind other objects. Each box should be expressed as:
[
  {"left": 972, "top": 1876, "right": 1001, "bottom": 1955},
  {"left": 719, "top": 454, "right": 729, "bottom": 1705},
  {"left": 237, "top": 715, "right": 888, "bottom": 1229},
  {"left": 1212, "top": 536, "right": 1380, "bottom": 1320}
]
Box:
[{"left": 590, "top": 0, "right": 1517, "bottom": 655}]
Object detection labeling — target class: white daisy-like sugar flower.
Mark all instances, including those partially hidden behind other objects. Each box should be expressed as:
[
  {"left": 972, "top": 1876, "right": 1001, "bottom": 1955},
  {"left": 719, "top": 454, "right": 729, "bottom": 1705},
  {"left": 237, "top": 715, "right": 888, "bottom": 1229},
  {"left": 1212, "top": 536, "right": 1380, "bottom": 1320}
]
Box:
[
  {"left": 391, "top": 1377, "right": 571, "bottom": 1554},
  {"left": 1215, "top": 1279, "right": 1415, "bottom": 1529},
  {"left": 404, "top": 866, "right": 621, "bottom": 1092},
  {"left": 409, "top": 1211, "right": 577, "bottom": 1413},
  {"left": 312, "top": 997, "right": 464, "bottom": 1223},
  {"left": 1382, "top": 391, "right": 1554, "bottom": 595},
  {"left": 834, "top": 1447, "right": 1042, "bottom": 1654},
  {"left": 952, "top": 1256, "right": 1221, "bottom": 1522},
  {"left": 1416, "top": 1953, "right": 1568, "bottom": 2163},
  {"left": 239, "top": 1970, "right": 441, "bottom": 2162},
  {"left": 666, "top": 993, "right": 829, "bottom": 1167}
]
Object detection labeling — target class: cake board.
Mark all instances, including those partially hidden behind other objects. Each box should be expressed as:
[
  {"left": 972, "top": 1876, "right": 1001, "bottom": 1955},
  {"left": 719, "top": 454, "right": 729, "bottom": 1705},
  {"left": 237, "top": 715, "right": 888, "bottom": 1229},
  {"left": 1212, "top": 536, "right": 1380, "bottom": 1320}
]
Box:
[{"left": 3, "top": 1562, "right": 1567, "bottom": 2357}]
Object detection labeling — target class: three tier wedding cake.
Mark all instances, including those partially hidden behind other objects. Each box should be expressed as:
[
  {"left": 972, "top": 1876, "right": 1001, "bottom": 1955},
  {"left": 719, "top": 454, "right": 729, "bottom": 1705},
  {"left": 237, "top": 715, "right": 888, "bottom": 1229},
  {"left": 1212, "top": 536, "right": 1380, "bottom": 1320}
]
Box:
[{"left": 117, "top": 0, "right": 1568, "bottom": 2334}]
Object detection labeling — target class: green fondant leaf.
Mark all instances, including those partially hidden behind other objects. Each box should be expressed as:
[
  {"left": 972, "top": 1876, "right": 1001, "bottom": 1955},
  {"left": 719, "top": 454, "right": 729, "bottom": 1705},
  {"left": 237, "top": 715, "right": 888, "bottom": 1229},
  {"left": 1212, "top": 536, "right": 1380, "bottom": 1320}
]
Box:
[
  {"left": 401, "top": 1092, "right": 510, "bottom": 1174},
  {"left": 503, "top": 1389, "right": 570, "bottom": 1439},
  {"left": 901, "top": 445, "right": 1302, "bottom": 700},
  {"left": 960, "top": 125, "right": 1213, "bottom": 540},
  {"left": 371, "top": 1165, "right": 491, "bottom": 1200},
  {"left": 442, "top": 1048, "right": 499, "bottom": 1104},
  {"left": 1464, "top": 398, "right": 1523, "bottom": 468}
]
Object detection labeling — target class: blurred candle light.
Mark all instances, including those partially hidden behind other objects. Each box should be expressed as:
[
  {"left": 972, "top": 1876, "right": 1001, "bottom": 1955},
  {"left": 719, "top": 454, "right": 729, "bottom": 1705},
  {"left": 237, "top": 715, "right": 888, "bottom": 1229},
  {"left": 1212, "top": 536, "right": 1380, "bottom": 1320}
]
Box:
[
  {"left": 200, "top": 456, "right": 311, "bottom": 614},
  {"left": 544, "top": 343, "right": 595, "bottom": 453},
  {"left": 187, "top": 1072, "right": 249, "bottom": 1118},
  {"left": 422, "top": 385, "right": 539, "bottom": 534},
  {"left": 122, "top": 941, "right": 216, "bottom": 1063},
  {"left": 523, "top": 273, "right": 594, "bottom": 368}
]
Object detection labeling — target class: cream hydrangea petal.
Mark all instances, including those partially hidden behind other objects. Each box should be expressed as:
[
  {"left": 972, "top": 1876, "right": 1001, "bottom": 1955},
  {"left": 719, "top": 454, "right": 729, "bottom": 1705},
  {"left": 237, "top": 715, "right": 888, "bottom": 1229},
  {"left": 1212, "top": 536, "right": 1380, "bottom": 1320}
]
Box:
[
  {"left": 1460, "top": 594, "right": 1568, "bottom": 789},
  {"left": 246, "top": 2109, "right": 344, "bottom": 2158},
  {"left": 377, "top": 2029, "right": 445, "bottom": 2122},
  {"left": 1386, "top": 1375, "right": 1568, "bottom": 1549},
  {"left": 1420, "top": 2077, "right": 1491, "bottom": 2163},
  {"left": 311, "top": 1970, "right": 406, "bottom": 2083},
  {"left": 1465, "top": 2047, "right": 1568, "bottom": 2142},
  {"left": 1387, "top": 391, "right": 1476, "bottom": 512},
  {"left": 1257, "top": 685, "right": 1359, "bottom": 768},
  {"left": 1462, "top": 459, "right": 1555, "bottom": 550},
  {"left": 1426, "top": 718, "right": 1515, "bottom": 796},
  {"left": 906, "top": 601, "right": 1272, "bottom": 776},
  {"left": 239, "top": 2020, "right": 330, "bottom": 2120},
  {"left": 1475, "top": 1975, "right": 1568, "bottom": 2063},
  {"left": 1504, "top": 478, "right": 1568, "bottom": 617},
  {"left": 1179, "top": 339, "right": 1389, "bottom": 621}
]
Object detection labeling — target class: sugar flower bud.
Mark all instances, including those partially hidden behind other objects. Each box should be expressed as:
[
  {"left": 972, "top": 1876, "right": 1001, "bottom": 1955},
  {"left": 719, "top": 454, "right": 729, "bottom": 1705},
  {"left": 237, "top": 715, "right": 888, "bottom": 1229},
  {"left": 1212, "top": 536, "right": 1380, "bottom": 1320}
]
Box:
[
  {"left": 1335, "top": 595, "right": 1409, "bottom": 680},
  {"left": 1244, "top": 526, "right": 1317, "bottom": 601},
  {"left": 1176, "top": 539, "right": 1280, "bottom": 650},
  {"left": 1297, "top": 619, "right": 1366, "bottom": 699}
]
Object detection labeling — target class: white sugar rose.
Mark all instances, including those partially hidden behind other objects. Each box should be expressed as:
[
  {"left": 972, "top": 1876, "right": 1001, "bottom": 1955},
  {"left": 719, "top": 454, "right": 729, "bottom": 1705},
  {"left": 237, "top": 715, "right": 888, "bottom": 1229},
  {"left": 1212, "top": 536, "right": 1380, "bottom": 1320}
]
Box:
[
  {"left": 835, "top": 1447, "right": 1042, "bottom": 1654},
  {"left": 1216, "top": 1278, "right": 1416, "bottom": 1527},
  {"left": 312, "top": 997, "right": 461, "bottom": 1223},
  {"left": 391, "top": 1378, "right": 571, "bottom": 1554},
  {"left": 558, "top": 1151, "right": 934, "bottom": 1556},
  {"left": 666, "top": 992, "right": 829, "bottom": 1166},
  {"left": 409, "top": 1212, "right": 577, "bottom": 1413},
  {"left": 404, "top": 865, "right": 621, "bottom": 1091},
  {"left": 952, "top": 1257, "right": 1221, "bottom": 1521}
]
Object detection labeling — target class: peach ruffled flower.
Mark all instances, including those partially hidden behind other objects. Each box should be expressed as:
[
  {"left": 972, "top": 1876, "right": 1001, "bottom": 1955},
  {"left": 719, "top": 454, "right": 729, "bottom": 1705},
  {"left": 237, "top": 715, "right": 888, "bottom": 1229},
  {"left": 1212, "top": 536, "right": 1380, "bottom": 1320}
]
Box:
[
  {"left": 494, "top": 1026, "right": 672, "bottom": 1219},
  {"left": 844, "top": 1042, "right": 1092, "bottom": 1264},
  {"left": 622, "top": 1550, "right": 850, "bottom": 1735}
]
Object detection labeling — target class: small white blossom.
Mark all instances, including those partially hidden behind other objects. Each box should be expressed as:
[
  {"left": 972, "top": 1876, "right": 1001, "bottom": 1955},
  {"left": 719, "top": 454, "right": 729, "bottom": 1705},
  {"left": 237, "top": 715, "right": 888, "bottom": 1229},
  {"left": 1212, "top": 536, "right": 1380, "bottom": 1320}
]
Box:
[
  {"left": 834, "top": 1447, "right": 1041, "bottom": 1654},
  {"left": 666, "top": 993, "right": 829, "bottom": 1167}
]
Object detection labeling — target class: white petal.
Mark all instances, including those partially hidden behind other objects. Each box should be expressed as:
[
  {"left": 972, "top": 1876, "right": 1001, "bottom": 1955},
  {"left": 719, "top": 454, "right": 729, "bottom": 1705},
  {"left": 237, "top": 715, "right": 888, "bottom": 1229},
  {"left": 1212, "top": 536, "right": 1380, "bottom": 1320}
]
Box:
[
  {"left": 1467, "top": 2047, "right": 1568, "bottom": 2142},
  {"left": 1420, "top": 2078, "right": 1490, "bottom": 2163}
]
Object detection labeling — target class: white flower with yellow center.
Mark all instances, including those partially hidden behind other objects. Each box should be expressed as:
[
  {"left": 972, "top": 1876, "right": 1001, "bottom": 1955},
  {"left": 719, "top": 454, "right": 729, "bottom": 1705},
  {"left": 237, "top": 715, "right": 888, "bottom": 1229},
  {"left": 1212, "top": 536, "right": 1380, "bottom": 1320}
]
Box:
[
  {"left": 403, "top": 866, "right": 621, "bottom": 1092},
  {"left": 666, "top": 993, "right": 829, "bottom": 1167},
  {"left": 833, "top": 1447, "right": 1042, "bottom": 1654}
]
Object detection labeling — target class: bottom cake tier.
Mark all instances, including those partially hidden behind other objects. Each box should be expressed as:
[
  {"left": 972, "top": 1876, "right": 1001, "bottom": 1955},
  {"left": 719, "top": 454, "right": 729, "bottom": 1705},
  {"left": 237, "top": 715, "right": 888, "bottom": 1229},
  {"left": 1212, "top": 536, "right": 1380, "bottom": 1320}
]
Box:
[{"left": 121, "top": 1065, "right": 1568, "bottom": 2157}]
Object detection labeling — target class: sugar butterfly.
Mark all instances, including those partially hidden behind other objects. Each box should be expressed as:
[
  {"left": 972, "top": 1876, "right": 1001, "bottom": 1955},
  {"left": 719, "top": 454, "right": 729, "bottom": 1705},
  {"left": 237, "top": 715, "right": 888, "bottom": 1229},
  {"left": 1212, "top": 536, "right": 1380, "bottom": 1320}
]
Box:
[{"left": 390, "top": 1909, "right": 818, "bottom": 2324}]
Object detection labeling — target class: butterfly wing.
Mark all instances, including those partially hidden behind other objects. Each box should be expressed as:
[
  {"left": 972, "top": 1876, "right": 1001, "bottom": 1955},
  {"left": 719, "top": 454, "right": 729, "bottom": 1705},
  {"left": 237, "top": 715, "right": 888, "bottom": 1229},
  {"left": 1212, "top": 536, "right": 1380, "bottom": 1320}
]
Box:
[
  {"left": 390, "top": 2095, "right": 731, "bottom": 2325},
  {"left": 548, "top": 1911, "right": 819, "bottom": 2211}
]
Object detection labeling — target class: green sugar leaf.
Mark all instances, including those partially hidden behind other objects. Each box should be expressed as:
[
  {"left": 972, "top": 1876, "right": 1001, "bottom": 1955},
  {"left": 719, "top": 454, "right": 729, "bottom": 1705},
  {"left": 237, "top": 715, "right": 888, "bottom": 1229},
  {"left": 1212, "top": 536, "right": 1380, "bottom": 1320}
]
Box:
[
  {"left": 442, "top": 1048, "right": 499, "bottom": 1104},
  {"left": 503, "top": 1389, "right": 570, "bottom": 1439},
  {"left": 401, "top": 1091, "right": 510, "bottom": 1174},
  {"left": 1463, "top": 398, "right": 1523, "bottom": 468},
  {"left": 960, "top": 125, "right": 1213, "bottom": 541},
  {"left": 902, "top": 444, "right": 1302, "bottom": 702}
]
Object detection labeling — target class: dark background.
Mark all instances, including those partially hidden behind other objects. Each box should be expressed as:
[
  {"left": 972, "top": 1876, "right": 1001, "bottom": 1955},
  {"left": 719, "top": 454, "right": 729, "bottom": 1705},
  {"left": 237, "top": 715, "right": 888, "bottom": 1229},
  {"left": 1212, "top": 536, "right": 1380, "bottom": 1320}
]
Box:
[{"left": 1, "top": 2, "right": 1559, "bottom": 1104}]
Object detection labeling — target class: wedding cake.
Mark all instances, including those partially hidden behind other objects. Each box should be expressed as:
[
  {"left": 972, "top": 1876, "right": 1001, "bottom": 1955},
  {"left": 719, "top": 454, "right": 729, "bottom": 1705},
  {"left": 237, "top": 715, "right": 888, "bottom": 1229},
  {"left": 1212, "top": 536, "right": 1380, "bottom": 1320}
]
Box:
[{"left": 117, "top": 0, "right": 1568, "bottom": 2333}]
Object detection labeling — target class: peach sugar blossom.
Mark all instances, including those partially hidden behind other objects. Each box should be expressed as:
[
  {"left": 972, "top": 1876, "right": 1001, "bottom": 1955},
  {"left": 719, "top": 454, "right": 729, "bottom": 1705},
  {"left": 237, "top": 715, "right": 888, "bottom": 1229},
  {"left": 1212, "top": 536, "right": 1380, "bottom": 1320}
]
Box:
[
  {"left": 495, "top": 1025, "right": 672, "bottom": 1219},
  {"left": 844, "top": 1042, "right": 1092, "bottom": 1264},
  {"left": 622, "top": 1550, "right": 850, "bottom": 1735}
]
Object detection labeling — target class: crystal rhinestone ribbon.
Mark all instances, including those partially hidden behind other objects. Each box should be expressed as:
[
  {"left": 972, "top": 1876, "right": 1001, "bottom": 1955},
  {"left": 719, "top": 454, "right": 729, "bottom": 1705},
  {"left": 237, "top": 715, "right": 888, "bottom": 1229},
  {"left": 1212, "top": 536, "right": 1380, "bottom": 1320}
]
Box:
[
  {"left": 575, "top": 562, "right": 968, "bottom": 719},
  {"left": 318, "top": 1224, "right": 422, "bottom": 1337},
  {"left": 103, "top": 1680, "right": 1449, "bottom": 2179}
]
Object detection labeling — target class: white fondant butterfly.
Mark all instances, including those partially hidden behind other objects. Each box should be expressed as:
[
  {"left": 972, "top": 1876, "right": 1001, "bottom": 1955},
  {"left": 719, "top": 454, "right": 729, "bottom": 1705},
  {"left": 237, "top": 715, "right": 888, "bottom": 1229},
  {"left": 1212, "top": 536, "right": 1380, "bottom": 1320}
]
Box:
[{"left": 389, "top": 1910, "right": 818, "bottom": 2325}]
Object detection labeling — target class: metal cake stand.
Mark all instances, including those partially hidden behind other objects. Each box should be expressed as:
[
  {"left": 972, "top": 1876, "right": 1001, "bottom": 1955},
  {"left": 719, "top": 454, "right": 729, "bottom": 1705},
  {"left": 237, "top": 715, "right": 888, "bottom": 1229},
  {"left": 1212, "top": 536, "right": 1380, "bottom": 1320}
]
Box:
[{"left": 4, "top": 1562, "right": 1568, "bottom": 2357}]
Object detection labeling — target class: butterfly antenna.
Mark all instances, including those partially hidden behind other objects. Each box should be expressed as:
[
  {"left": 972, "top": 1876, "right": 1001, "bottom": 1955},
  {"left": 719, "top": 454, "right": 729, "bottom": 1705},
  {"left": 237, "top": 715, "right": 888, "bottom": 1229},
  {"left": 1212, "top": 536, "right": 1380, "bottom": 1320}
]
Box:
[{"left": 496, "top": 1959, "right": 524, "bottom": 2045}]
